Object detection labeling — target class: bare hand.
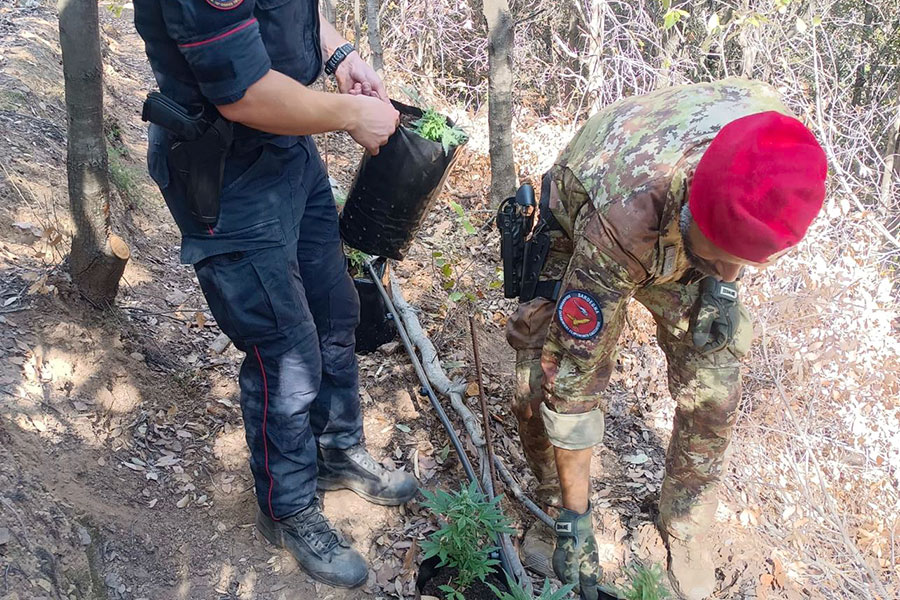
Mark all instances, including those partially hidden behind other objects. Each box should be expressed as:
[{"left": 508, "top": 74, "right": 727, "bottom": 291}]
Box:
[
  {"left": 335, "top": 50, "right": 390, "bottom": 103},
  {"left": 346, "top": 95, "right": 399, "bottom": 155}
]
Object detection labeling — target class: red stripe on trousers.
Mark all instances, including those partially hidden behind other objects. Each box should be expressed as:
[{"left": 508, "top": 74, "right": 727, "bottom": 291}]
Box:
[{"left": 253, "top": 346, "right": 279, "bottom": 521}]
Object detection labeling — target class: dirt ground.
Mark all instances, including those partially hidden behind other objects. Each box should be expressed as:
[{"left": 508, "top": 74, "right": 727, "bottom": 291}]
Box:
[{"left": 0, "top": 2, "right": 863, "bottom": 600}]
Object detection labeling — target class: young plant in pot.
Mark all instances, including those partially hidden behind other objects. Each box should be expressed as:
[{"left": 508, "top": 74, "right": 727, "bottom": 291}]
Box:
[
  {"left": 345, "top": 249, "right": 397, "bottom": 354},
  {"left": 489, "top": 573, "right": 575, "bottom": 600},
  {"left": 339, "top": 90, "right": 468, "bottom": 261},
  {"left": 410, "top": 107, "right": 468, "bottom": 155},
  {"left": 417, "top": 481, "right": 514, "bottom": 600},
  {"left": 617, "top": 564, "right": 669, "bottom": 600}
]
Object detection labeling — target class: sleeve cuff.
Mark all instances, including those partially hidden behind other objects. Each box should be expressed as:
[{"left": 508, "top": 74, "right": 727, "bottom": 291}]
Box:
[
  {"left": 540, "top": 403, "right": 605, "bottom": 450},
  {"left": 177, "top": 18, "right": 272, "bottom": 106}
]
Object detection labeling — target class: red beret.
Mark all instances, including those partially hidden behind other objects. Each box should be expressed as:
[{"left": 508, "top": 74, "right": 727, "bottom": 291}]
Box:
[{"left": 689, "top": 111, "right": 827, "bottom": 263}]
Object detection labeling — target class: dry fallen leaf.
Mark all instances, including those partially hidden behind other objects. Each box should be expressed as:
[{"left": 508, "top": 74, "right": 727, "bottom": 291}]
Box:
[{"left": 401, "top": 538, "right": 418, "bottom": 574}]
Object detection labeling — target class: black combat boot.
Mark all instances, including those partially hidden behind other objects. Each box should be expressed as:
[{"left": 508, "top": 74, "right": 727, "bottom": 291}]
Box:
[
  {"left": 256, "top": 501, "right": 368, "bottom": 588},
  {"left": 317, "top": 443, "right": 418, "bottom": 506}
]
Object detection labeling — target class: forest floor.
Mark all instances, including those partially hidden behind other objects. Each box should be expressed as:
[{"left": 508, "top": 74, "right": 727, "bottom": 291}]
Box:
[{"left": 0, "top": 2, "right": 896, "bottom": 600}]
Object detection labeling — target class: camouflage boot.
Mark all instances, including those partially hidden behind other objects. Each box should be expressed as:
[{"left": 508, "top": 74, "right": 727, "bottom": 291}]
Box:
[
  {"left": 520, "top": 520, "right": 556, "bottom": 578},
  {"left": 664, "top": 535, "right": 716, "bottom": 600}
]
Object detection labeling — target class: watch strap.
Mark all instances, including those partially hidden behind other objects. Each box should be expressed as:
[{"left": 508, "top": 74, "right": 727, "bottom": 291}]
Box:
[{"left": 324, "top": 42, "right": 355, "bottom": 76}]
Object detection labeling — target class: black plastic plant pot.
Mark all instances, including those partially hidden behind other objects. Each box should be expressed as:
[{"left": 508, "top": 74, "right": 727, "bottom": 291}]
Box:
[
  {"left": 339, "top": 100, "right": 466, "bottom": 260},
  {"left": 415, "top": 556, "right": 510, "bottom": 600},
  {"left": 352, "top": 259, "right": 397, "bottom": 354},
  {"left": 416, "top": 556, "right": 624, "bottom": 600}
]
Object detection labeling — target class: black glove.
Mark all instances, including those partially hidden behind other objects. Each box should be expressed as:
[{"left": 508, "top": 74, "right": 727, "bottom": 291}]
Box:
[
  {"left": 553, "top": 505, "right": 600, "bottom": 600},
  {"left": 690, "top": 277, "right": 739, "bottom": 354}
]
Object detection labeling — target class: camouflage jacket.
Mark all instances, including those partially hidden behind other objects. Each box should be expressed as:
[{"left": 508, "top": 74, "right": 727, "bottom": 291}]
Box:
[{"left": 549, "top": 77, "right": 791, "bottom": 288}]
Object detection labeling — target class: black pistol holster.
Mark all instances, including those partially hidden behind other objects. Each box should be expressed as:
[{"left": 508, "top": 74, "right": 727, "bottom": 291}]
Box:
[
  {"left": 496, "top": 178, "right": 563, "bottom": 303},
  {"left": 142, "top": 92, "right": 233, "bottom": 225},
  {"left": 497, "top": 184, "right": 536, "bottom": 299}
]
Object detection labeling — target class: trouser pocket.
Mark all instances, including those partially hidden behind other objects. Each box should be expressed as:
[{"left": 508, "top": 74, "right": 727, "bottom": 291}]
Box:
[{"left": 195, "top": 246, "right": 305, "bottom": 351}]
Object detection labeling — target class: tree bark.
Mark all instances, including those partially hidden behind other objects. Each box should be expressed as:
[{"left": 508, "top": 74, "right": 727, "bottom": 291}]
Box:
[
  {"left": 365, "top": 0, "right": 384, "bottom": 73},
  {"left": 58, "top": 0, "right": 129, "bottom": 306},
  {"left": 353, "top": 0, "right": 362, "bottom": 51},
  {"left": 482, "top": 0, "right": 516, "bottom": 208},
  {"left": 851, "top": 5, "right": 874, "bottom": 106},
  {"left": 322, "top": 0, "right": 336, "bottom": 26},
  {"left": 880, "top": 102, "right": 900, "bottom": 210}
]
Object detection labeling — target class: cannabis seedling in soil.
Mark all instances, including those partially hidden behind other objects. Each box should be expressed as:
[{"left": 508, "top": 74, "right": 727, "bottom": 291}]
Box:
[
  {"left": 345, "top": 247, "right": 371, "bottom": 277},
  {"left": 488, "top": 571, "right": 575, "bottom": 600},
  {"left": 618, "top": 564, "right": 670, "bottom": 600},
  {"left": 421, "top": 481, "right": 514, "bottom": 599}
]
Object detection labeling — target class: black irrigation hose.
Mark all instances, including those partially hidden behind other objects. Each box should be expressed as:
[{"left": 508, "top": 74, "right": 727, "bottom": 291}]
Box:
[{"left": 364, "top": 259, "right": 516, "bottom": 581}]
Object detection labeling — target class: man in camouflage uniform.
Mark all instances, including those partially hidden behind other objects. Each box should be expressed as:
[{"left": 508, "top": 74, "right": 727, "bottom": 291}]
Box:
[{"left": 505, "top": 78, "right": 827, "bottom": 599}]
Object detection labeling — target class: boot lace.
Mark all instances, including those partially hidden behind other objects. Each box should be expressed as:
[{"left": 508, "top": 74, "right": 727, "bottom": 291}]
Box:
[
  {"left": 347, "top": 444, "right": 384, "bottom": 474},
  {"left": 292, "top": 502, "right": 343, "bottom": 556}
]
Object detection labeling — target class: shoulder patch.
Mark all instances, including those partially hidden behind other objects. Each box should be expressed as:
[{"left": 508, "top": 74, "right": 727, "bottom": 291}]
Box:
[
  {"left": 557, "top": 290, "right": 603, "bottom": 340},
  {"left": 206, "top": 0, "right": 243, "bottom": 10}
]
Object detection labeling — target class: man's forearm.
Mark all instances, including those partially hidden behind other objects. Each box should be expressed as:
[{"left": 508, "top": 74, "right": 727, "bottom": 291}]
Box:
[
  {"left": 216, "top": 70, "right": 357, "bottom": 136},
  {"left": 555, "top": 446, "right": 592, "bottom": 514},
  {"left": 319, "top": 12, "right": 350, "bottom": 58}
]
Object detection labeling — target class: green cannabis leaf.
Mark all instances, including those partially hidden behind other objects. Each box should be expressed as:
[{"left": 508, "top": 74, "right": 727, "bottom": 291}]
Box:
[
  {"left": 412, "top": 108, "right": 468, "bottom": 155},
  {"left": 421, "top": 482, "right": 513, "bottom": 591}
]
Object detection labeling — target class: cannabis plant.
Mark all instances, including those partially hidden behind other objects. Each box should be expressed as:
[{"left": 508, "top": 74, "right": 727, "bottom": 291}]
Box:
[
  {"left": 488, "top": 572, "right": 575, "bottom": 600},
  {"left": 401, "top": 85, "right": 468, "bottom": 155},
  {"left": 618, "top": 564, "right": 669, "bottom": 600},
  {"left": 421, "top": 481, "right": 514, "bottom": 599},
  {"left": 412, "top": 108, "right": 468, "bottom": 155},
  {"left": 345, "top": 247, "right": 371, "bottom": 276}
]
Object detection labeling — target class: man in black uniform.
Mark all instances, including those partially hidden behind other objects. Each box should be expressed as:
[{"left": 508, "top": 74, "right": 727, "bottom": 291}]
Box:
[{"left": 133, "top": 0, "right": 416, "bottom": 588}]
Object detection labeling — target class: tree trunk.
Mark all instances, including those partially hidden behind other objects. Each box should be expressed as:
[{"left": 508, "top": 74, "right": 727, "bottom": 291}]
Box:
[
  {"left": 880, "top": 102, "right": 900, "bottom": 210},
  {"left": 851, "top": 5, "right": 874, "bottom": 106},
  {"left": 365, "top": 0, "right": 384, "bottom": 73},
  {"left": 58, "top": 0, "right": 129, "bottom": 306},
  {"left": 322, "top": 0, "right": 336, "bottom": 26},
  {"left": 656, "top": 30, "right": 681, "bottom": 89},
  {"left": 482, "top": 0, "right": 516, "bottom": 208},
  {"left": 353, "top": 0, "right": 362, "bottom": 51}
]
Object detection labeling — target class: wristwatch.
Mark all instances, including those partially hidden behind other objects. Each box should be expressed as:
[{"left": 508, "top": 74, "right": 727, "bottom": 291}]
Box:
[{"left": 324, "top": 42, "right": 355, "bottom": 76}]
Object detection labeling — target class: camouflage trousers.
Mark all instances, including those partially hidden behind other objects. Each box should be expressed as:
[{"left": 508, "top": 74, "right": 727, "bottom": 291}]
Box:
[{"left": 506, "top": 224, "right": 751, "bottom": 541}]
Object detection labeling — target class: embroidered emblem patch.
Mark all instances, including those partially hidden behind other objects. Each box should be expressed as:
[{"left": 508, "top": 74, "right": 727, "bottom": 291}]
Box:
[
  {"left": 557, "top": 290, "right": 603, "bottom": 340},
  {"left": 206, "top": 0, "right": 243, "bottom": 10}
]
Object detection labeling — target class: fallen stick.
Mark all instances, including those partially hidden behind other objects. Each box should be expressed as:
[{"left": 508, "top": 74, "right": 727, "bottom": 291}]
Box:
[
  {"left": 388, "top": 272, "right": 484, "bottom": 446},
  {"left": 470, "top": 315, "right": 498, "bottom": 495}
]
